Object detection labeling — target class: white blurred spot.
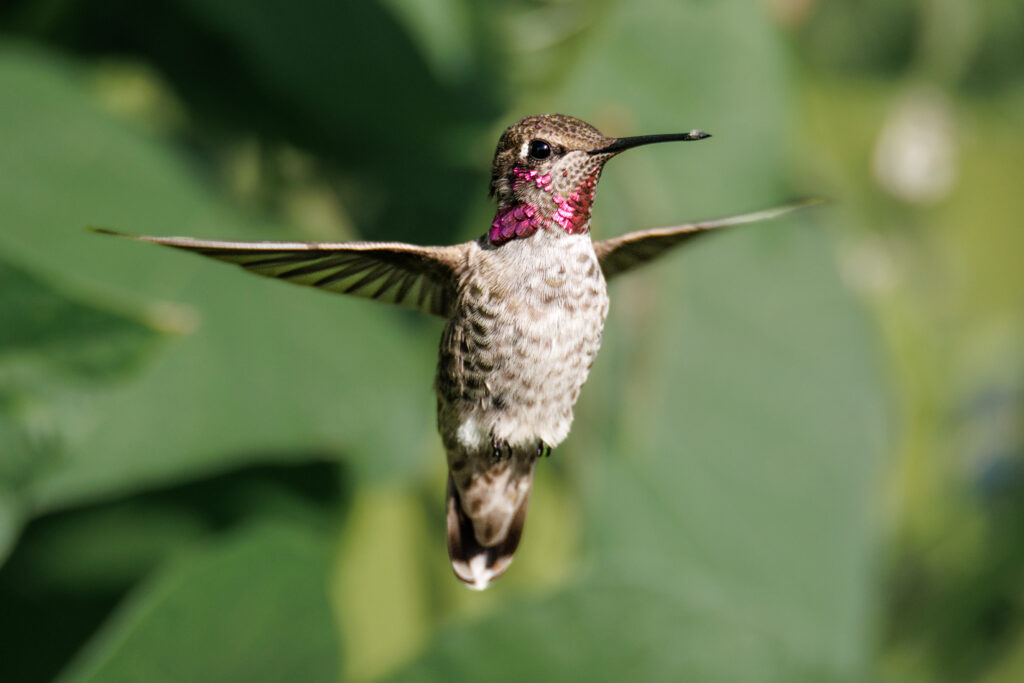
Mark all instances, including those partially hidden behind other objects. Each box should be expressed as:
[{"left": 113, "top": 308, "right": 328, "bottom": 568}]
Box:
[
  {"left": 873, "top": 88, "right": 957, "bottom": 204},
  {"left": 144, "top": 301, "right": 200, "bottom": 335}
]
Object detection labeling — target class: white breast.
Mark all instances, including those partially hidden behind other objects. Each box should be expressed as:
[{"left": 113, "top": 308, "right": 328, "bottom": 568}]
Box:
[{"left": 450, "top": 230, "right": 609, "bottom": 450}]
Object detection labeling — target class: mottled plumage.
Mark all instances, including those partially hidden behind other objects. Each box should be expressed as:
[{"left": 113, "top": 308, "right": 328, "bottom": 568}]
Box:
[{"left": 94, "top": 114, "right": 816, "bottom": 590}]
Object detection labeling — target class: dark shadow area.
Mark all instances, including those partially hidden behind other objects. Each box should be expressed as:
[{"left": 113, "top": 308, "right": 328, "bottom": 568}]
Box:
[
  {"left": 2, "top": 0, "right": 504, "bottom": 245},
  {"left": 0, "top": 457, "right": 349, "bottom": 683}
]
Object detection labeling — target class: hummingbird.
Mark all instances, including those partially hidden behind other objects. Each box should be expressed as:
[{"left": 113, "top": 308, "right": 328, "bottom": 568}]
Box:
[{"left": 95, "top": 114, "right": 814, "bottom": 590}]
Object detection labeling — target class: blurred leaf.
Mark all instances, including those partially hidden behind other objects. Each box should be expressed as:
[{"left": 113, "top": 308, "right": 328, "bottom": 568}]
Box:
[
  {"left": 542, "top": 0, "right": 793, "bottom": 231},
  {"left": 0, "top": 487, "right": 19, "bottom": 566},
  {"left": 3, "top": 460, "right": 342, "bottom": 594},
  {"left": 0, "top": 256, "right": 161, "bottom": 381},
  {"left": 0, "top": 43, "right": 438, "bottom": 513},
  {"left": 168, "top": 0, "right": 483, "bottom": 145},
  {"left": 799, "top": 0, "right": 916, "bottom": 76},
  {"left": 377, "top": 0, "right": 477, "bottom": 83},
  {"left": 0, "top": 461, "right": 344, "bottom": 682},
  {"left": 161, "top": 0, "right": 499, "bottom": 245},
  {"left": 59, "top": 522, "right": 339, "bottom": 683},
  {"left": 0, "top": 253, "right": 167, "bottom": 564},
  {"left": 391, "top": 584, "right": 841, "bottom": 683}
]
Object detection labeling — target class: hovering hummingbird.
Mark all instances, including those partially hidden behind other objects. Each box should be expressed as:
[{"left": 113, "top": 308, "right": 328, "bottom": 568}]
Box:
[{"left": 95, "top": 114, "right": 814, "bottom": 590}]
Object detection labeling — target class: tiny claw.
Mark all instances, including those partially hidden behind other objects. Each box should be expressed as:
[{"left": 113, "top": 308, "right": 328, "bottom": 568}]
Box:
[{"left": 491, "top": 436, "right": 510, "bottom": 461}]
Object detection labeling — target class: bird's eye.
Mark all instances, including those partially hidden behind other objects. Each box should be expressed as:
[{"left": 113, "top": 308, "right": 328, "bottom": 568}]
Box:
[{"left": 528, "top": 139, "right": 552, "bottom": 160}]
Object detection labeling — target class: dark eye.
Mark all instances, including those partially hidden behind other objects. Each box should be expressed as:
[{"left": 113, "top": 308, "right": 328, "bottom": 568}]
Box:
[{"left": 528, "top": 139, "right": 552, "bottom": 160}]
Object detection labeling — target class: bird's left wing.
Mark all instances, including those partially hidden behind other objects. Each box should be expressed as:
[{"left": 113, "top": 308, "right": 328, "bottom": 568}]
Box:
[
  {"left": 593, "top": 199, "right": 821, "bottom": 280},
  {"left": 92, "top": 229, "right": 464, "bottom": 318}
]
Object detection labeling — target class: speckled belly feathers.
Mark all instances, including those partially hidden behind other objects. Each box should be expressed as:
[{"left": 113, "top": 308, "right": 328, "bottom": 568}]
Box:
[{"left": 437, "top": 229, "right": 608, "bottom": 588}]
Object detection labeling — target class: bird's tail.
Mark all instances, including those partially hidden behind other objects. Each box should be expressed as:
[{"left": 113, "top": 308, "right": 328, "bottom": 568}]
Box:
[{"left": 446, "top": 464, "right": 534, "bottom": 590}]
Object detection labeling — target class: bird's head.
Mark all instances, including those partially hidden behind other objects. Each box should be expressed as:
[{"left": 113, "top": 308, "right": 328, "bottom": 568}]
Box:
[{"left": 487, "top": 114, "right": 708, "bottom": 245}]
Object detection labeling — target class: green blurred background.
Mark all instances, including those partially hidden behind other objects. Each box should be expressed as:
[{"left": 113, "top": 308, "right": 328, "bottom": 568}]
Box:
[{"left": 1, "top": 0, "right": 1021, "bottom": 680}]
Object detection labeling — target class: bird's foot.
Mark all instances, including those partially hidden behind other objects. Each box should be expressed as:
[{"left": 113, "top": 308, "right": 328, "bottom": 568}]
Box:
[{"left": 491, "top": 436, "right": 512, "bottom": 461}]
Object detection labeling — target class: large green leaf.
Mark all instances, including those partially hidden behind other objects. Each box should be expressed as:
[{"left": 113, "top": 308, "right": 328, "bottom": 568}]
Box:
[
  {"left": 165, "top": 0, "right": 499, "bottom": 246},
  {"left": 0, "top": 257, "right": 161, "bottom": 381},
  {"left": 58, "top": 523, "right": 339, "bottom": 683},
  {"left": 0, "top": 254, "right": 166, "bottom": 563},
  {"left": 0, "top": 461, "right": 343, "bottom": 682},
  {"left": 0, "top": 43, "right": 440, "bottom": 514}
]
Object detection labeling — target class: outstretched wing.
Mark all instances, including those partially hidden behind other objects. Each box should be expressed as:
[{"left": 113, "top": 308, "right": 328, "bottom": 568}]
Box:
[
  {"left": 593, "top": 199, "right": 821, "bottom": 280},
  {"left": 92, "top": 229, "right": 464, "bottom": 318}
]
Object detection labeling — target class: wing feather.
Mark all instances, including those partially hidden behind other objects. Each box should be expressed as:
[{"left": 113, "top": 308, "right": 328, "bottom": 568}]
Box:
[
  {"left": 593, "top": 199, "right": 821, "bottom": 280},
  {"left": 91, "top": 230, "right": 465, "bottom": 318}
]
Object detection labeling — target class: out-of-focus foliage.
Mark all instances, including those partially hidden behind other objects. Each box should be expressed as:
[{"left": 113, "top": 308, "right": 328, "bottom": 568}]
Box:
[
  {"left": 62, "top": 522, "right": 339, "bottom": 682},
  {"left": 0, "top": 0, "right": 1021, "bottom": 681}
]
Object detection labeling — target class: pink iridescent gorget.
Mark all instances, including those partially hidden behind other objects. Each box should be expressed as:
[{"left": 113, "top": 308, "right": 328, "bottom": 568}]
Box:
[{"left": 489, "top": 167, "right": 600, "bottom": 245}]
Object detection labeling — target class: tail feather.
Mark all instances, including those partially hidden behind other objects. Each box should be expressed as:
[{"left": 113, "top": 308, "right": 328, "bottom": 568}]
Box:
[{"left": 446, "top": 473, "right": 532, "bottom": 590}]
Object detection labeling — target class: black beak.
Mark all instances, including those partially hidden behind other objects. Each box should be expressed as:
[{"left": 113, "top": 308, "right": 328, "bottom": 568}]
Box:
[{"left": 588, "top": 130, "right": 710, "bottom": 156}]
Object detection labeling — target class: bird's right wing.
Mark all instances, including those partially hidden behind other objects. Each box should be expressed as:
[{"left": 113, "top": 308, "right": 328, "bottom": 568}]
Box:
[
  {"left": 91, "top": 229, "right": 465, "bottom": 318},
  {"left": 593, "top": 199, "right": 821, "bottom": 280}
]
